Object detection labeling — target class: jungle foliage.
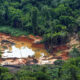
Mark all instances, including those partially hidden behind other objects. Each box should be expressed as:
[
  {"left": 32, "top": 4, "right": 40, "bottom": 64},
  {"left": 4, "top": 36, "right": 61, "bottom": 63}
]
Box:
[
  {"left": 0, "top": 0, "right": 80, "bottom": 46},
  {"left": 1, "top": 57, "right": 80, "bottom": 80}
]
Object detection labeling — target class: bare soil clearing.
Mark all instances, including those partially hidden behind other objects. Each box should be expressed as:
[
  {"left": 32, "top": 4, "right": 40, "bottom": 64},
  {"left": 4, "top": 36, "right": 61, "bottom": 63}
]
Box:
[{"left": 0, "top": 33, "right": 79, "bottom": 65}]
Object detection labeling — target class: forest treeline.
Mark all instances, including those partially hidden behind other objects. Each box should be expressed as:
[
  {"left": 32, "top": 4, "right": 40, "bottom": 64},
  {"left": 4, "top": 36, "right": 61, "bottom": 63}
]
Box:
[
  {"left": 1, "top": 57, "right": 80, "bottom": 80},
  {"left": 1, "top": 0, "right": 80, "bottom": 80},
  {"left": 0, "top": 0, "right": 80, "bottom": 47}
]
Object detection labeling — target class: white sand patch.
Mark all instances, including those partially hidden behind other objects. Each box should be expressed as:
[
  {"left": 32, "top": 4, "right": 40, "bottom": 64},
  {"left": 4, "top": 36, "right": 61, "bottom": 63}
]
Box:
[{"left": 2, "top": 45, "right": 35, "bottom": 58}]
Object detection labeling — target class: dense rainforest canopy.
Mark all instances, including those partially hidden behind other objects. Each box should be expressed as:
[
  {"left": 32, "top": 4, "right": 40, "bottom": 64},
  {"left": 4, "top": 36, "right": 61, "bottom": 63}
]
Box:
[
  {"left": 1, "top": 0, "right": 80, "bottom": 80},
  {"left": 0, "top": 0, "right": 80, "bottom": 47}
]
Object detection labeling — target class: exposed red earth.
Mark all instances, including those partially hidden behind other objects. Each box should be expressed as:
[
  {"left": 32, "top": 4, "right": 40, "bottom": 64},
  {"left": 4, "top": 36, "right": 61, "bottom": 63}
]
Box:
[{"left": 0, "top": 33, "right": 76, "bottom": 65}]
